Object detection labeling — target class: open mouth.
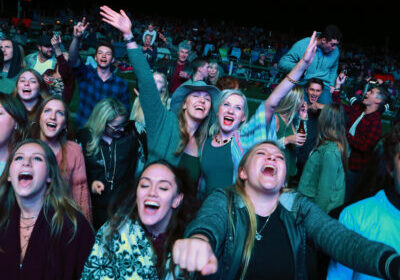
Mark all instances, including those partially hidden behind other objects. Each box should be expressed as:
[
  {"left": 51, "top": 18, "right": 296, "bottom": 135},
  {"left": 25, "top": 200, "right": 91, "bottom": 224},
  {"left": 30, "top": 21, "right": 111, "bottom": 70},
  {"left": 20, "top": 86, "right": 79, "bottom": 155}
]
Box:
[
  {"left": 46, "top": 122, "right": 57, "bottom": 127},
  {"left": 46, "top": 122, "right": 57, "bottom": 131},
  {"left": 144, "top": 201, "right": 160, "bottom": 215},
  {"left": 310, "top": 95, "right": 318, "bottom": 102},
  {"left": 261, "top": 165, "right": 277, "bottom": 176},
  {"left": 18, "top": 172, "right": 33, "bottom": 187},
  {"left": 223, "top": 116, "right": 234, "bottom": 126},
  {"left": 195, "top": 105, "right": 205, "bottom": 112},
  {"left": 22, "top": 89, "right": 32, "bottom": 94}
]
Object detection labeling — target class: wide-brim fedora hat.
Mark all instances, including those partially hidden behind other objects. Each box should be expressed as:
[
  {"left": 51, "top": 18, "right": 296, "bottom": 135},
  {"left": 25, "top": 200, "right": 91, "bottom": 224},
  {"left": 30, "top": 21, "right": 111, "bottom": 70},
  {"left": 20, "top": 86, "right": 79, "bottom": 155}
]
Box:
[{"left": 170, "top": 80, "right": 220, "bottom": 114}]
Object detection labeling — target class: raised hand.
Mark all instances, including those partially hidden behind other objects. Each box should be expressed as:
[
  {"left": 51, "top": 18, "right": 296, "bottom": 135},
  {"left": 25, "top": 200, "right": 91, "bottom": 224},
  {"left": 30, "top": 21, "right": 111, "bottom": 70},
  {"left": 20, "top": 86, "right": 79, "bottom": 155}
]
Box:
[
  {"left": 158, "top": 32, "right": 167, "bottom": 42},
  {"left": 302, "top": 31, "right": 317, "bottom": 67},
  {"left": 73, "top": 17, "right": 89, "bottom": 38},
  {"left": 298, "top": 101, "right": 308, "bottom": 120},
  {"left": 336, "top": 72, "right": 347, "bottom": 85},
  {"left": 51, "top": 35, "right": 61, "bottom": 49},
  {"left": 100, "top": 5, "right": 132, "bottom": 36}
]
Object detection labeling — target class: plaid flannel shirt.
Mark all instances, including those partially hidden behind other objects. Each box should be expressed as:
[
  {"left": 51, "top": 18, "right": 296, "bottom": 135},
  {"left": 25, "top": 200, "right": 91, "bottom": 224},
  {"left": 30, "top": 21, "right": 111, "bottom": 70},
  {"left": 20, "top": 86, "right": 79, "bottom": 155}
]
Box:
[
  {"left": 332, "top": 90, "right": 382, "bottom": 171},
  {"left": 231, "top": 101, "right": 277, "bottom": 180},
  {"left": 73, "top": 63, "right": 129, "bottom": 128}
]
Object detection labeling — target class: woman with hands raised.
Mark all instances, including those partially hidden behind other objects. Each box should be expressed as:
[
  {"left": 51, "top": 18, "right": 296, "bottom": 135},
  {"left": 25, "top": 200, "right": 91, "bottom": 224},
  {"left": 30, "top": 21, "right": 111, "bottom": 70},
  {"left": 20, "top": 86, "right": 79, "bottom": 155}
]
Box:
[
  {"left": 199, "top": 34, "right": 317, "bottom": 199},
  {"left": 100, "top": 6, "right": 220, "bottom": 186}
]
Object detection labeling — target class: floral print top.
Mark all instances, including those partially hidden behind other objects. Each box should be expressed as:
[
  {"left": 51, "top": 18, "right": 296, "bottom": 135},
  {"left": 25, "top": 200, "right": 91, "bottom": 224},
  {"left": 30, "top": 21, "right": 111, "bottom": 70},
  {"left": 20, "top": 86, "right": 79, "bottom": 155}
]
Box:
[{"left": 81, "top": 219, "right": 158, "bottom": 280}]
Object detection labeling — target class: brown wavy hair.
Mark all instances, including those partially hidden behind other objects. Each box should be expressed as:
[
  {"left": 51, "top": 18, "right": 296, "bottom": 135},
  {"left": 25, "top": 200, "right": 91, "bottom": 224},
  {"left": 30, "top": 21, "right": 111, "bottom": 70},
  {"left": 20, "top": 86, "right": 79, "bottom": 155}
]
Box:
[
  {"left": 106, "top": 160, "right": 199, "bottom": 278},
  {"left": 0, "top": 139, "right": 82, "bottom": 246},
  {"left": 316, "top": 104, "right": 349, "bottom": 172},
  {"left": 30, "top": 95, "right": 70, "bottom": 175},
  {"left": 175, "top": 98, "right": 212, "bottom": 155},
  {"left": 0, "top": 93, "right": 29, "bottom": 152},
  {"left": 12, "top": 69, "right": 49, "bottom": 121}
]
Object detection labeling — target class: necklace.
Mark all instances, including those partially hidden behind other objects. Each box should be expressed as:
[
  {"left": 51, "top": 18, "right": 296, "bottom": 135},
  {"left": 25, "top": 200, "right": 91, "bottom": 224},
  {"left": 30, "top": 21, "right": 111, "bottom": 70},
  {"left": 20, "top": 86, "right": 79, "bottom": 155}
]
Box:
[
  {"left": 20, "top": 219, "right": 36, "bottom": 229},
  {"left": 214, "top": 135, "right": 232, "bottom": 145},
  {"left": 255, "top": 215, "right": 271, "bottom": 241},
  {"left": 99, "top": 142, "right": 117, "bottom": 190},
  {"left": 20, "top": 215, "right": 37, "bottom": 220},
  {"left": 19, "top": 216, "right": 38, "bottom": 257}
]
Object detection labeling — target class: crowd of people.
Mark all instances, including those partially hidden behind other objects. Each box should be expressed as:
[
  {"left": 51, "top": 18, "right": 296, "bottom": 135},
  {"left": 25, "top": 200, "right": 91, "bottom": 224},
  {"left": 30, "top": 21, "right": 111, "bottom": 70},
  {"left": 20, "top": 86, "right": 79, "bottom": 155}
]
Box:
[{"left": 0, "top": 4, "right": 399, "bottom": 280}]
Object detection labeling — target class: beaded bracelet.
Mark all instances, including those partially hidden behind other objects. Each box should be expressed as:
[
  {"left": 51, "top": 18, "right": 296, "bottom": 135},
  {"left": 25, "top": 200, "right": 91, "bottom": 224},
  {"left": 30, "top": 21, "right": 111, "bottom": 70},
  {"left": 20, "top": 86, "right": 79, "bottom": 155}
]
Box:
[{"left": 286, "top": 75, "right": 299, "bottom": 84}]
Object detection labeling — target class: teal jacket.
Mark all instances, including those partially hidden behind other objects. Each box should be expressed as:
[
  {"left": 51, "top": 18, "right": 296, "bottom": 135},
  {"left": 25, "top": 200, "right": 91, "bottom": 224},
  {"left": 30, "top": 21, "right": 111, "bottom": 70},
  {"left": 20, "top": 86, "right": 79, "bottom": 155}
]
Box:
[
  {"left": 127, "top": 48, "right": 184, "bottom": 166},
  {"left": 185, "top": 189, "right": 395, "bottom": 280},
  {"left": 298, "top": 141, "right": 345, "bottom": 213},
  {"left": 327, "top": 190, "right": 400, "bottom": 280},
  {"left": 0, "top": 72, "right": 17, "bottom": 94},
  {"left": 278, "top": 36, "right": 339, "bottom": 87}
]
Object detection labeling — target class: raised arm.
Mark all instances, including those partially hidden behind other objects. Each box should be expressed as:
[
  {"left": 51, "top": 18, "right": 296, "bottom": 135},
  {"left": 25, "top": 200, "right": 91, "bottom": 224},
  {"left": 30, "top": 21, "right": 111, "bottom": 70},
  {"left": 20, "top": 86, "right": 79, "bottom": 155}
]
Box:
[
  {"left": 68, "top": 17, "right": 89, "bottom": 68},
  {"left": 264, "top": 31, "right": 317, "bottom": 124},
  {"left": 99, "top": 6, "right": 137, "bottom": 49},
  {"left": 297, "top": 195, "right": 400, "bottom": 279},
  {"left": 99, "top": 6, "right": 168, "bottom": 136},
  {"left": 51, "top": 35, "right": 75, "bottom": 104}
]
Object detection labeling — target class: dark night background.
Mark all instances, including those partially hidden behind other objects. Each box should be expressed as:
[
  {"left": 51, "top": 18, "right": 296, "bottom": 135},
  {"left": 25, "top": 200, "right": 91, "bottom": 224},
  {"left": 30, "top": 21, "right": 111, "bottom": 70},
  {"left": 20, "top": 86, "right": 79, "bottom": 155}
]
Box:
[{"left": 4, "top": 0, "right": 399, "bottom": 53}]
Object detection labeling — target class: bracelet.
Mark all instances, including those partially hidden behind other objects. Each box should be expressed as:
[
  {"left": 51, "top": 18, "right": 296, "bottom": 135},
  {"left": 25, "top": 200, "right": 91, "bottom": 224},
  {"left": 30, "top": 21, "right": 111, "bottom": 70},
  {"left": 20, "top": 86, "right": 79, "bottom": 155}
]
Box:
[
  {"left": 286, "top": 75, "right": 299, "bottom": 84},
  {"left": 190, "top": 236, "right": 208, "bottom": 243},
  {"left": 123, "top": 33, "right": 135, "bottom": 43}
]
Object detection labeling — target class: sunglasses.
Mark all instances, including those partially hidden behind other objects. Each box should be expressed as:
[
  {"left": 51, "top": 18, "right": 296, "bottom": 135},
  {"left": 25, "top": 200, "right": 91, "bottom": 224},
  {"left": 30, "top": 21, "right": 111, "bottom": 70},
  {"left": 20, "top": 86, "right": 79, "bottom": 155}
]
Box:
[{"left": 106, "top": 121, "right": 128, "bottom": 133}]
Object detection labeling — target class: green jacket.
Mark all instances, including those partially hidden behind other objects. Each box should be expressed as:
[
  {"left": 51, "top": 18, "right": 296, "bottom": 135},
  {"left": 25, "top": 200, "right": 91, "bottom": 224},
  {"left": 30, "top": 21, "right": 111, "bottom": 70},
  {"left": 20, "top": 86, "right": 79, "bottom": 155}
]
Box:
[
  {"left": 185, "top": 189, "right": 394, "bottom": 280},
  {"left": 298, "top": 141, "right": 346, "bottom": 213},
  {"left": 0, "top": 72, "right": 17, "bottom": 94},
  {"left": 127, "top": 48, "right": 183, "bottom": 166}
]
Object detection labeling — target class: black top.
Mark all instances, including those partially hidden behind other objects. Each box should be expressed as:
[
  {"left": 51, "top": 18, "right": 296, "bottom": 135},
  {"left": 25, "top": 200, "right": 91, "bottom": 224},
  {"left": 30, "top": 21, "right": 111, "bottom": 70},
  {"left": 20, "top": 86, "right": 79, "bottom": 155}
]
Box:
[
  {"left": 245, "top": 204, "right": 295, "bottom": 280},
  {"left": 0, "top": 205, "right": 94, "bottom": 280},
  {"left": 297, "top": 107, "right": 321, "bottom": 169},
  {"left": 178, "top": 152, "right": 201, "bottom": 188},
  {"left": 76, "top": 121, "right": 143, "bottom": 229}
]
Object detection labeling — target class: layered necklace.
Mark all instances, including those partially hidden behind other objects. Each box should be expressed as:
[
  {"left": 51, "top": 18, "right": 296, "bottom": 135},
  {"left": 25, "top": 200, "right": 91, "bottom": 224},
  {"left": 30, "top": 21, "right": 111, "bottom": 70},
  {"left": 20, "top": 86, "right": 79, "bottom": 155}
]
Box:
[
  {"left": 20, "top": 213, "right": 39, "bottom": 262},
  {"left": 99, "top": 141, "right": 117, "bottom": 190}
]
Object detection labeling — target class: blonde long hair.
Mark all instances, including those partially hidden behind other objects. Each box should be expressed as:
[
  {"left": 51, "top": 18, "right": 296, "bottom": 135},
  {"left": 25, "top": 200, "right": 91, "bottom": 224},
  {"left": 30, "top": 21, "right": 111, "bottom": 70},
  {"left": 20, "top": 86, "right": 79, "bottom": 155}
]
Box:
[
  {"left": 209, "top": 89, "right": 249, "bottom": 137},
  {"left": 84, "top": 98, "right": 127, "bottom": 156},
  {"left": 274, "top": 86, "right": 304, "bottom": 126},
  {"left": 130, "top": 72, "right": 169, "bottom": 124},
  {"left": 227, "top": 140, "right": 285, "bottom": 280}
]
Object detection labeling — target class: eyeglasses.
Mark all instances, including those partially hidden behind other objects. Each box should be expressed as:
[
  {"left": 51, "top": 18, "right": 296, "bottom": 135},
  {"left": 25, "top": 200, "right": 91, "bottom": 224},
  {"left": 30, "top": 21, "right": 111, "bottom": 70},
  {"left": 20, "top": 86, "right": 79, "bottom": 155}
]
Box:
[{"left": 106, "top": 121, "right": 128, "bottom": 132}]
